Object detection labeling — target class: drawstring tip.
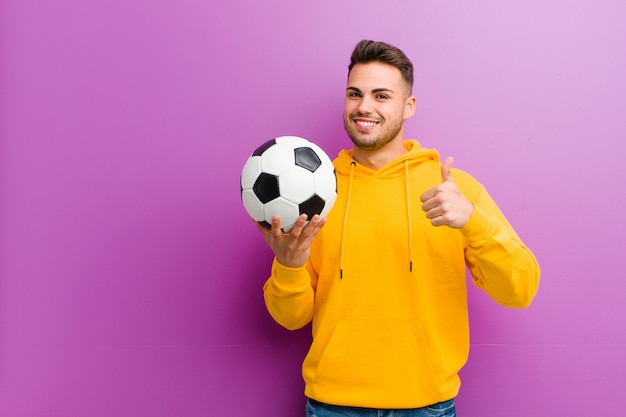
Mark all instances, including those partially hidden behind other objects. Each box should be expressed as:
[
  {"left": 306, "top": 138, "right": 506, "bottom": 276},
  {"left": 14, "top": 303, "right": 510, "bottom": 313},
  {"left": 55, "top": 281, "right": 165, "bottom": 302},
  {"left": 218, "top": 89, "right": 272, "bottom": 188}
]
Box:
[
  {"left": 340, "top": 269, "right": 343, "bottom": 279},
  {"left": 409, "top": 261, "right": 413, "bottom": 272}
]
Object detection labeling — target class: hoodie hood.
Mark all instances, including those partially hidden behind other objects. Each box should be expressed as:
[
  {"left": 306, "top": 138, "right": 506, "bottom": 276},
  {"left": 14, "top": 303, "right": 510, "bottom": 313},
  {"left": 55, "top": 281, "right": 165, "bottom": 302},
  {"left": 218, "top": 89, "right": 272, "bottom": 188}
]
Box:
[{"left": 334, "top": 140, "right": 440, "bottom": 178}]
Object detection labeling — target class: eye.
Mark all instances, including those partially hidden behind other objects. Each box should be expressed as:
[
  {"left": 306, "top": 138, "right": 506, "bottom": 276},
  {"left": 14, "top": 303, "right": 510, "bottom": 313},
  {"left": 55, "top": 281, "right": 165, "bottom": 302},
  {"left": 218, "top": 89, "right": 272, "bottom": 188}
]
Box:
[
  {"left": 348, "top": 91, "right": 362, "bottom": 98},
  {"left": 376, "top": 94, "right": 389, "bottom": 100}
]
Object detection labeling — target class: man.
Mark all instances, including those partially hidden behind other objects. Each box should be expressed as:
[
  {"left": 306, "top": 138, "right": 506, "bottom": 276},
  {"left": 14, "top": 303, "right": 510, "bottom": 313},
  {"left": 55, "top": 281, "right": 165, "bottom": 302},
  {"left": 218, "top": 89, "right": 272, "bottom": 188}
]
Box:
[{"left": 257, "top": 40, "right": 540, "bottom": 417}]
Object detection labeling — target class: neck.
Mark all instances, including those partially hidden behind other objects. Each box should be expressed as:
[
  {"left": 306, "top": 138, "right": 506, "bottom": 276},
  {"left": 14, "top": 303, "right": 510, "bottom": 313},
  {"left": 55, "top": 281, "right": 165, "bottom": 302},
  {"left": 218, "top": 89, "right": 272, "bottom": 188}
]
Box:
[{"left": 352, "top": 138, "right": 407, "bottom": 170}]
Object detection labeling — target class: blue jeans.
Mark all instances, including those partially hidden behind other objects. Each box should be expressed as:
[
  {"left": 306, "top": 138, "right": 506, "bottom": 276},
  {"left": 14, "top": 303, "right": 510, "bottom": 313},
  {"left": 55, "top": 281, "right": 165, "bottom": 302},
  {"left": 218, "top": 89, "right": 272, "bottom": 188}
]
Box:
[{"left": 305, "top": 398, "right": 456, "bottom": 417}]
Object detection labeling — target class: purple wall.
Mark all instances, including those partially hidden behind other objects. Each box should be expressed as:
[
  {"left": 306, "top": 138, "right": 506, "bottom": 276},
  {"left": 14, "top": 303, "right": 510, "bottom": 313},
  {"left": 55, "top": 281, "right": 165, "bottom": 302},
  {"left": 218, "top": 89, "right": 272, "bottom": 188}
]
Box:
[{"left": 1, "top": 1, "right": 625, "bottom": 415}]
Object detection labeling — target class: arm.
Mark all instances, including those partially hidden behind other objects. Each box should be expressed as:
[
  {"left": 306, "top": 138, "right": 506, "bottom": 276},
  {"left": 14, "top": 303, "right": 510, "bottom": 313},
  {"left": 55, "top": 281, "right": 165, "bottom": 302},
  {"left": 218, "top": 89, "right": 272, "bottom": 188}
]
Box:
[
  {"left": 461, "top": 188, "right": 540, "bottom": 308},
  {"left": 421, "top": 157, "right": 540, "bottom": 308},
  {"left": 263, "top": 259, "right": 316, "bottom": 330},
  {"left": 257, "top": 214, "right": 325, "bottom": 329}
]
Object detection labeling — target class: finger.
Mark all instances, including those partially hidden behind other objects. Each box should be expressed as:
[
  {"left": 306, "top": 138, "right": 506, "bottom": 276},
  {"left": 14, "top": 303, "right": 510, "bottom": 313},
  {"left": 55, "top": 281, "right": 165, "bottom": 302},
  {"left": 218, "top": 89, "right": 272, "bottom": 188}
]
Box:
[
  {"left": 307, "top": 221, "right": 325, "bottom": 243},
  {"left": 441, "top": 157, "right": 454, "bottom": 182},
  {"left": 316, "top": 216, "right": 327, "bottom": 230},
  {"left": 270, "top": 215, "right": 283, "bottom": 236},
  {"left": 287, "top": 214, "right": 309, "bottom": 236},
  {"left": 420, "top": 186, "right": 436, "bottom": 203},
  {"left": 421, "top": 197, "right": 437, "bottom": 212},
  {"left": 300, "top": 215, "right": 326, "bottom": 245},
  {"left": 303, "top": 214, "right": 323, "bottom": 235}
]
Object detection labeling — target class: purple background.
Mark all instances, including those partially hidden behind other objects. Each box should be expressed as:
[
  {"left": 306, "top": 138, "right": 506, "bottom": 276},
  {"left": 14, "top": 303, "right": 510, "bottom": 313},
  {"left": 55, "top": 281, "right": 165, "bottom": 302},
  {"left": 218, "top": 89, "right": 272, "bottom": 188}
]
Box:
[{"left": 1, "top": 1, "right": 625, "bottom": 415}]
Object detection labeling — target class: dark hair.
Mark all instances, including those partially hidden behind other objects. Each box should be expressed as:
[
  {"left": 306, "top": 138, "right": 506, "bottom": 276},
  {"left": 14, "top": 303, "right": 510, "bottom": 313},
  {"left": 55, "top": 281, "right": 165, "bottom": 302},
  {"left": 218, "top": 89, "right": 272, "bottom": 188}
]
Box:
[{"left": 348, "top": 40, "right": 414, "bottom": 92}]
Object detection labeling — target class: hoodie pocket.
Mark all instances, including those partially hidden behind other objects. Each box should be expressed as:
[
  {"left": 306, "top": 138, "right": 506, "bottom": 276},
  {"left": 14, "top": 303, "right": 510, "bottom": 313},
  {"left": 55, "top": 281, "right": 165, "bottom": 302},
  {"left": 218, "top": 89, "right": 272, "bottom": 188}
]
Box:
[{"left": 312, "top": 320, "right": 441, "bottom": 402}]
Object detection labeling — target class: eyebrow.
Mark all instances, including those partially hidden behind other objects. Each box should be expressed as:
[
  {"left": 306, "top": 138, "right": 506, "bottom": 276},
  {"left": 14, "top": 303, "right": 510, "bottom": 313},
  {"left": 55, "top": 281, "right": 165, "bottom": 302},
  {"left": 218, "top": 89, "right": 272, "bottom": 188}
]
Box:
[{"left": 346, "top": 86, "right": 396, "bottom": 94}]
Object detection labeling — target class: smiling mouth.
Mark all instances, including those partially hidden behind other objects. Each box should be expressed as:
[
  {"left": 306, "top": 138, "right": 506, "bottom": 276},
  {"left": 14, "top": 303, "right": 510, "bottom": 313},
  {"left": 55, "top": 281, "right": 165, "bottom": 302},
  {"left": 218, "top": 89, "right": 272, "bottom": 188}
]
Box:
[{"left": 353, "top": 117, "right": 380, "bottom": 130}]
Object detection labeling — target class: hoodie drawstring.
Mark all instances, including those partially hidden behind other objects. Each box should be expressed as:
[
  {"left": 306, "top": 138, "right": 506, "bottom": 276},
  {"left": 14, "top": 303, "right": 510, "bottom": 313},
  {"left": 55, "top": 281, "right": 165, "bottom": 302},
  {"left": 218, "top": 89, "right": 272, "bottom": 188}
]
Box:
[
  {"left": 405, "top": 160, "right": 414, "bottom": 272},
  {"left": 339, "top": 161, "right": 356, "bottom": 279}
]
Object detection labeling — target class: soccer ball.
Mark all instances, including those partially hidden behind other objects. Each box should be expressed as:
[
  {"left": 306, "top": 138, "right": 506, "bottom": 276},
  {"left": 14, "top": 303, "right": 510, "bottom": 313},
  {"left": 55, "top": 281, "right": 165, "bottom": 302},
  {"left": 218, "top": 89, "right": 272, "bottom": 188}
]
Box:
[{"left": 241, "top": 136, "right": 337, "bottom": 232}]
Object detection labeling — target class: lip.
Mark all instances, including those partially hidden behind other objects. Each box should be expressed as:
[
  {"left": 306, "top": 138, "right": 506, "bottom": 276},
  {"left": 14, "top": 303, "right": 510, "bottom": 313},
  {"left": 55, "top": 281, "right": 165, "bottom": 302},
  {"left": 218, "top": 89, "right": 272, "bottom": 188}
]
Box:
[{"left": 353, "top": 117, "right": 380, "bottom": 131}]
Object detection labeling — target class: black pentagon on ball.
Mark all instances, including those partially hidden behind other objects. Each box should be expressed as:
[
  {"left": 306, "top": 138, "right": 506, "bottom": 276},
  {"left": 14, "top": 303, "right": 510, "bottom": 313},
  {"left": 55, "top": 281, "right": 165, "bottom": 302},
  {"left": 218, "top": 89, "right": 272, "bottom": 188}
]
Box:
[
  {"left": 294, "top": 147, "right": 322, "bottom": 172},
  {"left": 253, "top": 172, "right": 280, "bottom": 203},
  {"left": 299, "top": 194, "right": 326, "bottom": 218},
  {"left": 252, "top": 139, "right": 276, "bottom": 156}
]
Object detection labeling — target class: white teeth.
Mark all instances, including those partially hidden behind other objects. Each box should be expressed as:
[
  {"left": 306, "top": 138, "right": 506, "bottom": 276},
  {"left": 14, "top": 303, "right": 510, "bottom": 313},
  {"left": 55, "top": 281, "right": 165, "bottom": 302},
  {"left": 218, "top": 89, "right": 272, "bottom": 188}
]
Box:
[{"left": 356, "top": 120, "right": 377, "bottom": 127}]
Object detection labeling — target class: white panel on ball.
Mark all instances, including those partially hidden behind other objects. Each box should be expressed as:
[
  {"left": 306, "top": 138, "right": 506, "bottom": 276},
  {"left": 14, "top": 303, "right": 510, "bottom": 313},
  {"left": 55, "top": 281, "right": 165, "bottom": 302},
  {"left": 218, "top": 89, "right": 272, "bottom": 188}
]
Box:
[
  {"left": 279, "top": 165, "right": 316, "bottom": 203},
  {"left": 241, "top": 189, "right": 265, "bottom": 221},
  {"left": 275, "top": 136, "right": 311, "bottom": 147},
  {"left": 240, "top": 156, "right": 262, "bottom": 190},
  {"left": 263, "top": 197, "right": 300, "bottom": 231},
  {"left": 260, "top": 143, "right": 296, "bottom": 176},
  {"left": 313, "top": 168, "right": 337, "bottom": 201},
  {"left": 319, "top": 194, "right": 337, "bottom": 219}
]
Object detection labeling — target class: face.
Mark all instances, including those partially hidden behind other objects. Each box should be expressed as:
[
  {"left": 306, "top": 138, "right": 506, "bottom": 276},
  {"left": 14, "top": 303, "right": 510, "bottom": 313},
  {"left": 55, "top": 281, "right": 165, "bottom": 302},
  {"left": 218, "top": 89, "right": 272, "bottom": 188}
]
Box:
[{"left": 343, "top": 62, "right": 415, "bottom": 152}]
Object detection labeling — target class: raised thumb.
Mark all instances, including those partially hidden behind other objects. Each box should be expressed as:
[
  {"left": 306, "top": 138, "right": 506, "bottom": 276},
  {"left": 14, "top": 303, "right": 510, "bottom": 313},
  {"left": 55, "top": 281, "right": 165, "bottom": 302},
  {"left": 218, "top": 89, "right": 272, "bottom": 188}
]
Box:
[{"left": 441, "top": 156, "right": 454, "bottom": 182}]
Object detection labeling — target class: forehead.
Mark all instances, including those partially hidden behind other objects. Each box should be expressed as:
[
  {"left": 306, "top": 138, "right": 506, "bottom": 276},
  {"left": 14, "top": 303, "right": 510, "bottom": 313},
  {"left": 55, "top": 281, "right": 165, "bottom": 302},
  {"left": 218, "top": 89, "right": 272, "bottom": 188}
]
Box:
[{"left": 347, "top": 62, "right": 405, "bottom": 91}]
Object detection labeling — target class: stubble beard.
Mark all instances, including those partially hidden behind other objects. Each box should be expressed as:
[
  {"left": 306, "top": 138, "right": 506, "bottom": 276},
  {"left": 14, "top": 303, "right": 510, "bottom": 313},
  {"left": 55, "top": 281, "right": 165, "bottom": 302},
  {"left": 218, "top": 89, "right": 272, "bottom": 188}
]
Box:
[{"left": 344, "top": 113, "right": 403, "bottom": 152}]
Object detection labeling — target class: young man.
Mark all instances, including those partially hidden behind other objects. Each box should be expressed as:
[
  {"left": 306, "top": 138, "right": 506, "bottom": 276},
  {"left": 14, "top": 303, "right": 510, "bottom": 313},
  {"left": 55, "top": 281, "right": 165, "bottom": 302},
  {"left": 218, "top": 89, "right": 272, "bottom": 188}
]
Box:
[{"left": 258, "top": 40, "right": 540, "bottom": 417}]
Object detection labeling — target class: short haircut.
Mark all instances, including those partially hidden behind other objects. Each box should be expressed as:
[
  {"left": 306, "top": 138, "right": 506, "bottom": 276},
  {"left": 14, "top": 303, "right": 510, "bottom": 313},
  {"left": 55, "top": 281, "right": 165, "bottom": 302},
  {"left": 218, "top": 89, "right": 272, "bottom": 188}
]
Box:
[{"left": 348, "top": 40, "right": 414, "bottom": 92}]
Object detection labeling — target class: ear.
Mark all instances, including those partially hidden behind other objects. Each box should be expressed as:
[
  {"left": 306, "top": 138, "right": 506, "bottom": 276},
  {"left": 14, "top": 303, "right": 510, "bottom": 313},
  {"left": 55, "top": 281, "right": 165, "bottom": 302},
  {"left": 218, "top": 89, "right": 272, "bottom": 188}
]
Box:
[{"left": 403, "top": 95, "right": 416, "bottom": 120}]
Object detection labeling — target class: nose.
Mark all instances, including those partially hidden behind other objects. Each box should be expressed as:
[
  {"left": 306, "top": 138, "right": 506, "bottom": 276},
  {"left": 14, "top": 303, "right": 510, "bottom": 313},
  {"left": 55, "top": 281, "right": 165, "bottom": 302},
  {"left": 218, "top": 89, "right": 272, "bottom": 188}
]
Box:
[{"left": 355, "top": 95, "right": 375, "bottom": 115}]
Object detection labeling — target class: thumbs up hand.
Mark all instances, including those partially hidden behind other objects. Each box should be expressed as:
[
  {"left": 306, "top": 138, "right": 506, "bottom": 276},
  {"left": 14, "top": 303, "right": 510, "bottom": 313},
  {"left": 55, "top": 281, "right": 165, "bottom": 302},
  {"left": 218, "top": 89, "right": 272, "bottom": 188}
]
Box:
[{"left": 420, "top": 157, "right": 474, "bottom": 229}]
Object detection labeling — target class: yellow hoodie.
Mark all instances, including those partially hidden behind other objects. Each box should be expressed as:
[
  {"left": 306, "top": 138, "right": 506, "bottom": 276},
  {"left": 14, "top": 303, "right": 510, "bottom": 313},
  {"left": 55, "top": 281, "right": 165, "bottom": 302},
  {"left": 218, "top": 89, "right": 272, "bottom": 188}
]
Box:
[{"left": 263, "top": 140, "right": 540, "bottom": 409}]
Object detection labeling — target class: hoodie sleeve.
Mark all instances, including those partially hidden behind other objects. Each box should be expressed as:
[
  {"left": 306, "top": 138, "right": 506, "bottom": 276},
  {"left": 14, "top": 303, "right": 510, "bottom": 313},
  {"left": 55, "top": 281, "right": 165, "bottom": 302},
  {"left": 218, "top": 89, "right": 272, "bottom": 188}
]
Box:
[
  {"left": 263, "top": 259, "right": 315, "bottom": 330},
  {"left": 461, "top": 185, "right": 540, "bottom": 308}
]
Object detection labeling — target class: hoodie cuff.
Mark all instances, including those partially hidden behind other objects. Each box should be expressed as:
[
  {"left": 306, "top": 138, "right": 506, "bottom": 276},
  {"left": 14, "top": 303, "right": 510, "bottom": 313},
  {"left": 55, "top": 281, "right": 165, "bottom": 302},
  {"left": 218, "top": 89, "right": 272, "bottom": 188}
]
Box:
[
  {"left": 460, "top": 204, "right": 495, "bottom": 246},
  {"left": 271, "top": 258, "right": 311, "bottom": 291}
]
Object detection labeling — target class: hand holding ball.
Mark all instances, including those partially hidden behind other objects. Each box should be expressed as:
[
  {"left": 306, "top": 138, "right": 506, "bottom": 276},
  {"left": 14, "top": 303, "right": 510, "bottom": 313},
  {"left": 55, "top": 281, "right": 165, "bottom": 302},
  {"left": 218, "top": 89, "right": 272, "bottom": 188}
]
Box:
[{"left": 240, "top": 136, "right": 337, "bottom": 232}]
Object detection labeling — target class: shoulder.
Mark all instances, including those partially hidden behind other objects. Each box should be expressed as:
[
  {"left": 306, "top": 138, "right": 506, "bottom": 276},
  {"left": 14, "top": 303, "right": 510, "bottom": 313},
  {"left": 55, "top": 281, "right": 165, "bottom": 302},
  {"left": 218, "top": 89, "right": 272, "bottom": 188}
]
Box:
[{"left": 450, "top": 168, "right": 485, "bottom": 200}]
